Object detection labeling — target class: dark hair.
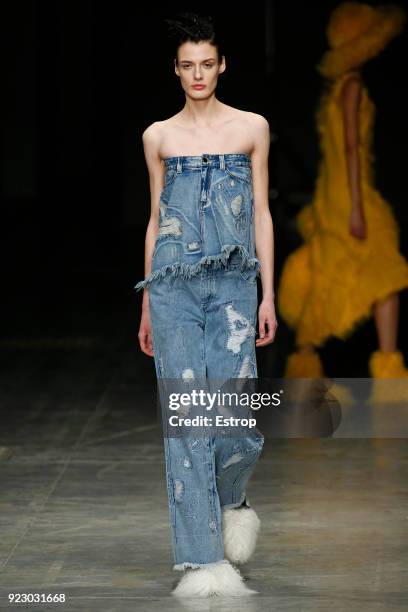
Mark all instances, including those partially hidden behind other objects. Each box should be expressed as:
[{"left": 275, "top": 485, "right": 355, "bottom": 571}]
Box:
[{"left": 164, "top": 12, "right": 225, "bottom": 63}]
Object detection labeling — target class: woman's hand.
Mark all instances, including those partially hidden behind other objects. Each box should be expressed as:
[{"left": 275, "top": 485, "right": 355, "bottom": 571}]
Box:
[
  {"left": 256, "top": 297, "right": 278, "bottom": 347},
  {"left": 349, "top": 207, "right": 367, "bottom": 239},
  {"left": 138, "top": 306, "right": 154, "bottom": 356}
]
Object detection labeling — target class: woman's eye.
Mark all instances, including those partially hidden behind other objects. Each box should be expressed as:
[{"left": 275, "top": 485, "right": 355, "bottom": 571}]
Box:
[{"left": 181, "top": 64, "right": 214, "bottom": 69}]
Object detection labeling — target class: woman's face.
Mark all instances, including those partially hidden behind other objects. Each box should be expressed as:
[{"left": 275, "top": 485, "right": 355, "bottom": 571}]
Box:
[{"left": 174, "top": 41, "right": 225, "bottom": 99}]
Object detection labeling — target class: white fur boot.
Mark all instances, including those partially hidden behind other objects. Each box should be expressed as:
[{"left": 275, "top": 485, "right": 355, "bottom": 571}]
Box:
[
  {"left": 222, "top": 503, "right": 261, "bottom": 565},
  {"left": 171, "top": 559, "right": 257, "bottom": 597}
]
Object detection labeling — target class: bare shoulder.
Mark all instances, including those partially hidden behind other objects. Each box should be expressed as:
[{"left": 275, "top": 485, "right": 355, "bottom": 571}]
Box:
[
  {"left": 244, "top": 111, "right": 270, "bottom": 132},
  {"left": 142, "top": 121, "right": 165, "bottom": 145},
  {"left": 142, "top": 116, "right": 181, "bottom": 146},
  {"left": 233, "top": 111, "right": 270, "bottom": 158},
  {"left": 224, "top": 106, "right": 269, "bottom": 129},
  {"left": 142, "top": 121, "right": 173, "bottom": 163},
  {"left": 236, "top": 111, "right": 270, "bottom": 150},
  {"left": 238, "top": 111, "right": 270, "bottom": 153}
]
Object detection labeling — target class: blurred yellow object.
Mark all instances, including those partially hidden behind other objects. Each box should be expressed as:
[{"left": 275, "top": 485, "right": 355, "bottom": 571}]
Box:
[
  {"left": 369, "top": 350, "right": 408, "bottom": 403},
  {"left": 318, "top": 2, "right": 406, "bottom": 79},
  {"left": 284, "top": 350, "right": 324, "bottom": 378},
  {"left": 278, "top": 72, "right": 408, "bottom": 349}
]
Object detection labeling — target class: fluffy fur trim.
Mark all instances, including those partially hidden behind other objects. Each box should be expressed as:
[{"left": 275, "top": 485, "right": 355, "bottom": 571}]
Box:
[
  {"left": 222, "top": 506, "right": 261, "bottom": 565},
  {"left": 171, "top": 559, "right": 258, "bottom": 598},
  {"left": 368, "top": 350, "right": 408, "bottom": 378},
  {"left": 369, "top": 350, "right": 408, "bottom": 403}
]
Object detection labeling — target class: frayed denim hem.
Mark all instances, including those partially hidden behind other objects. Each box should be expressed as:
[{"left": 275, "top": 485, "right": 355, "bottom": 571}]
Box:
[
  {"left": 173, "top": 558, "right": 230, "bottom": 572},
  {"left": 220, "top": 492, "right": 249, "bottom": 511},
  {"left": 134, "top": 244, "right": 260, "bottom": 292}
]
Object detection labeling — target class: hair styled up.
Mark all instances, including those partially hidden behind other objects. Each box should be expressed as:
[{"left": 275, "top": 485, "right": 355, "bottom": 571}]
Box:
[{"left": 164, "top": 12, "right": 225, "bottom": 63}]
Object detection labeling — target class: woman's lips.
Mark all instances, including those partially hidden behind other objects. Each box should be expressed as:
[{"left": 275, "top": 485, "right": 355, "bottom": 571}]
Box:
[{"left": 192, "top": 84, "right": 206, "bottom": 89}]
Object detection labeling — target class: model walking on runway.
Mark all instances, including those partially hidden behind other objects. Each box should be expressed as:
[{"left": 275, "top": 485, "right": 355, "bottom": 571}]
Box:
[{"left": 135, "top": 12, "right": 277, "bottom": 598}]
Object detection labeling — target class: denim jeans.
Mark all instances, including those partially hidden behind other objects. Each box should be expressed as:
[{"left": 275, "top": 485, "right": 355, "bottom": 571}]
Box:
[{"left": 149, "top": 258, "right": 264, "bottom": 571}]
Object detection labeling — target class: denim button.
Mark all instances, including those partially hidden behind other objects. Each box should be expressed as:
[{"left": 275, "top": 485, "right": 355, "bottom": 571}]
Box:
[{"left": 202, "top": 156, "right": 208, "bottom": 163}]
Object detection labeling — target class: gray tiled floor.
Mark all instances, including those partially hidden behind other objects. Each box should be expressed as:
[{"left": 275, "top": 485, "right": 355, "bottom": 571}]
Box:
[{"left": 0, "top": 340, "right": 407, "bottom": 611}]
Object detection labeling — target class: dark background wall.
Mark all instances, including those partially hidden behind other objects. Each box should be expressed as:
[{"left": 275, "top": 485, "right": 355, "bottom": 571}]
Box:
[{"left": 2, "top": 0, "right": 408, "bottom": 375}]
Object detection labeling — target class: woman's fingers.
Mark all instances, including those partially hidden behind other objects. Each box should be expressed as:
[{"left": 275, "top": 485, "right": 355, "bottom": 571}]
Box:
[
  {"left": 256, "top": 314, "right": 277, "bottom": 347},
  {"left": 138, "top": 329, "right": 154, "bottom": 357},
  {"left": 258, "top": 317, "right": 265, "bottom": 341},
  {"left": 146, "top": 332, "right": 154, "bottom": 356}
]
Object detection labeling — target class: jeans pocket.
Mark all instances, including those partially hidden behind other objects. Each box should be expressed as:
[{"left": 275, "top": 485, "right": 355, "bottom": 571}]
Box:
[
  {"left": 159, "top": 168, "right": 178, "bottom": 203},
  {"left": 225, "top": 166, "right": 252, "bottom": 185},
  {"left": 239, "top": 268, "right": 258, "bottom": 284},
  {"left": 164, "top": 166, "right": 177, "bottom": 188}
]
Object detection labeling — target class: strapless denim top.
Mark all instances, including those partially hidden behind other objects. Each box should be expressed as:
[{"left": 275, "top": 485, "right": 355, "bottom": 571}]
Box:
[{"left": 134, "top": 153, "right": 260, "bottom": 291}]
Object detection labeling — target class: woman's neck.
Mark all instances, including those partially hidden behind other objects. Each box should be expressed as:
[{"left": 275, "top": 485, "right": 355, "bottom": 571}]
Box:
[{"left": 179, "top": 96, "right": 227, "bottom": 128}]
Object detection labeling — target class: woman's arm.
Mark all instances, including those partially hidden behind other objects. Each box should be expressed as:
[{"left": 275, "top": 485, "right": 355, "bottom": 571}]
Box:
[
  {"left": 340, "top": 75, "right": 367, "bottom": 239},
  {"left": 138, "top": 124, "right": 165, "bottom": 356},
  {"left": 251, "top": 114, "right": 278, "bottom": 347}
]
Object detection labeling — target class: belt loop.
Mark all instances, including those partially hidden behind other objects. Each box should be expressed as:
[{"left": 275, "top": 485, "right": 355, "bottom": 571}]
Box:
[
  {"left": 219, "top": 154, "right": 225, "bottom": 170},
  {"left": 177, "top": 157, "right": 182, "bottom": 173}
]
